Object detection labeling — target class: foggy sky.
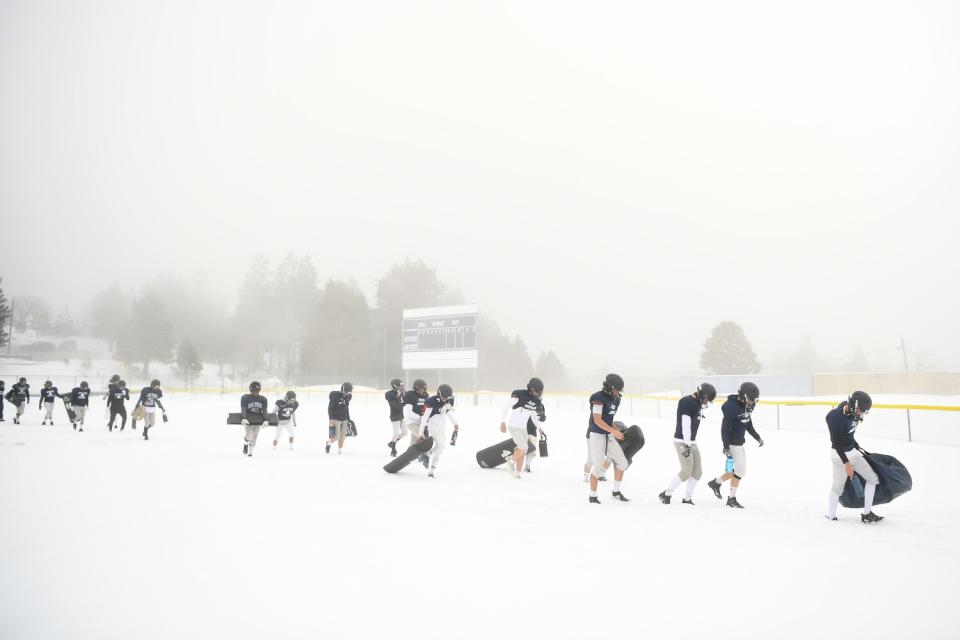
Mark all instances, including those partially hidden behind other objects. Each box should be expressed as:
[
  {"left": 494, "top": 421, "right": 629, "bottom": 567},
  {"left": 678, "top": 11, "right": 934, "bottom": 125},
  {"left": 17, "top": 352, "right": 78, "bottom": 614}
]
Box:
[{"left": 1, "top": 1, "right": 958, "bottom": 379}]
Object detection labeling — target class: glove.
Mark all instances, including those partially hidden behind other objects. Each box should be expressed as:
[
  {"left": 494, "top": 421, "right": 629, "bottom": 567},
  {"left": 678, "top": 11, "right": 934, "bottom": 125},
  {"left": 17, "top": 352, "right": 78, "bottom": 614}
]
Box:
[
  {"left": 757, "top": 439, "right": 764, "bottom": 447},
  {"left": 241, "top": 418, "right": 249, "bottom": 426},
  {"left": 722, "top": 447, "right": 730, "bottom": 457},
  {"left": 681, "top": 444, "right": 692, "bottom": 458}
]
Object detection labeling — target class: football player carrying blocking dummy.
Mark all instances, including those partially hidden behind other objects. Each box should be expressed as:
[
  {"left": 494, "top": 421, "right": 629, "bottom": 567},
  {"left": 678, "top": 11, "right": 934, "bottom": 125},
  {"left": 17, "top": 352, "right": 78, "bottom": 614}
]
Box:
[
  {"left": 419, "top": 384, "right": 461, "bottom": 478},
  {"left": 587, "top": 374, "right": 630, "bottom": 504},
  {"left": 239, "top": 381, "right": 268, "bottom": 456},
  {"left": 39, "top": 380, "right": 61, "bottom": 425},
  {"left": 385, "top": 378, "right": 406, "bottom": 457},
  {"left": 135, "top": 379, "right": 166, "bottom": 441},
  {"left": 106, "top": 380, "right": 130, "bottom": 431},
  {"left": 6, "top": 377, "right": 31, "bottom": 424},
  {"left": 402, "top": 378, "right": 429, "bottom": 447},
  {"left": 326, "top": 382, "right": 353, "bottom": 454},
  {"left": 68, "top": 381, "right": 93, "bottom": 431},
  {"left": 659, "top": 383, "right": 717, "bottom": 505},
  {"left": 524, "top": 402, "right": 546, "bottom": 473},
  {"left": 825, "top": 391, "right": 883, "bottom": 524},
  {"left": 499, "top": 377, "right": 545, "bottom": 479},
  {"left": 273, "top": 390, "right": 299, "bottom": 451},
  {"left": 707, "top": 382, "right": 764, "bottom": 508}
]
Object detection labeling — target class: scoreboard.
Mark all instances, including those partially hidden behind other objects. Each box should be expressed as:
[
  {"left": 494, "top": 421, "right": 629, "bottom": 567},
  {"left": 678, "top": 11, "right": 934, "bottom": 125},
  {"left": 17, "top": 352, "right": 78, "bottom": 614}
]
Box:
[{"left": 401, "top": 304, "right": 479, "bottom": 370}]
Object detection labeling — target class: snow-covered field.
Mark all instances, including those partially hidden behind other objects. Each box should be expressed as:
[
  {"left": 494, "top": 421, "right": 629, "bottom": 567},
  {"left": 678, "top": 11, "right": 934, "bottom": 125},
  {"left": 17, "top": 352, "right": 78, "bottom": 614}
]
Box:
[{"left": 1, "top": 392, "right": 959, "bottom": 639}]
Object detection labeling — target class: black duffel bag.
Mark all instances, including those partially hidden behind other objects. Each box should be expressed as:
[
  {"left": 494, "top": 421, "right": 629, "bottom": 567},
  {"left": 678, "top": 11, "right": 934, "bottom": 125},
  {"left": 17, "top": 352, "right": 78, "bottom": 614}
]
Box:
[{"left": 840, "top": 451, "right": 912, "bottom": 509}]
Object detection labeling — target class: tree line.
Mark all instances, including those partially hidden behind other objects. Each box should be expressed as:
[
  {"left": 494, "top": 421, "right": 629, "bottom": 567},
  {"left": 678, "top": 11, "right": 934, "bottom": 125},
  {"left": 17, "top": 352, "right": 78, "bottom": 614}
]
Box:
[{"left": 50, "top": 258, "right": 573, "bottom": 390}]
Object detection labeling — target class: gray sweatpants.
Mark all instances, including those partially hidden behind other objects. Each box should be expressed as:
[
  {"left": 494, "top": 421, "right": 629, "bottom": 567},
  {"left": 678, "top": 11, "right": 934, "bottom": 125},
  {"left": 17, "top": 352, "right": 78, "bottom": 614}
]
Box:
[
  {"left": 589, "top": 432, "right": 628, "bottom": 475},
  {"left": 673, "top": 442, "right": 702, "bottom": 481},
  {"left": 729, "top": 444, "right": 747, "bottom": 478},
  {"left": 830, "top": 449, "right": 878, "bottom": 494},
  {"left": 245, "top": 424, "right": 262, "bottom": 447}
]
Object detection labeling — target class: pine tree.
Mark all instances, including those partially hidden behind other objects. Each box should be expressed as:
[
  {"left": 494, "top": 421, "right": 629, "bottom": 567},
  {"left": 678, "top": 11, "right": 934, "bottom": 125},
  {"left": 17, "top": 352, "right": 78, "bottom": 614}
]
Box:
[
  {"left": 175, "top": 338, "right": 204, "bottom": 389},
  {"left": 700, "top": 321, "right": 762, "bottom": 375},
  {"left": 116, "top": 290, "right": 174, "bottom": 378},
  {"left": 0, "top": 279, "right": 10, "bottom": 349}
]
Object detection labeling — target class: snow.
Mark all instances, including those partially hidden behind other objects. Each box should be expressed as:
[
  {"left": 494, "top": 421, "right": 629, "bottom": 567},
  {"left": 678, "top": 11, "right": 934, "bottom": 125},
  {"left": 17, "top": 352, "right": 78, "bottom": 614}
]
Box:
[{"left": 1, "top": 392, "right": 959, "bottom": 639}]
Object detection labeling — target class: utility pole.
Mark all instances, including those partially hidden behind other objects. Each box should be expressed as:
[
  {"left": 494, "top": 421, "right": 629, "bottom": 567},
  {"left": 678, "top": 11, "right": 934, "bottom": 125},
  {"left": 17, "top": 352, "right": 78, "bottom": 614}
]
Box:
[
  {"left": 6, "top": 297, "right": 14, "bottom": 356},
  {"left": 897, "top": 336, "right": 910, "bottom": 393},
  {"left": 898, "top": 337, "right": 909, "bottom": 373}
]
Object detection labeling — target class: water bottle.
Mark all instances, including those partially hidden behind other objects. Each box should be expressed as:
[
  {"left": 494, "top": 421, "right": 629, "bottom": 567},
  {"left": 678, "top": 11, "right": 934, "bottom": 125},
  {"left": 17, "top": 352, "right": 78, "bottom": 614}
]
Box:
[
  {"left": 725, "top": 456, "right": 734, "bottom": 473},
  {"left": 851, "top": 475, "right": 864, "bottom": 498}
]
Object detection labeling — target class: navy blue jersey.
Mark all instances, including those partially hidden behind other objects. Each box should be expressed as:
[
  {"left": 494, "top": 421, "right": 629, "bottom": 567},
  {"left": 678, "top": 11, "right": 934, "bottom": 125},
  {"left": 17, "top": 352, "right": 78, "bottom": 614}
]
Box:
[
  {"left": 720, "top": 395, "right": 761, "bottom": 448},
  {"left": 10, "top": 382, "right": 30, "bottom": 401},
  {"left": 240, "top": 393, "right": 268, "bottom": 417},
  {"left": 402, "top": 390, "right": 427, "bottom": 418},
  {"left": 826, "top": 401, "right": 860, "bottom": 463},
  {"left": 422, "top": 394, "right": 455, "bottom": 420},
  {"left": 40, "top": 387, "right": 60, "bottom": 403},
  {"left": 674, "top": 395, "right": 703, "bottom": 441},
  {"left": 139, "top": 387, "right": 164, "bottom": 409},
  {"left": 70, "top": 387, "right": 92, "bottom": 407},
  {"left": 587, "top": 390, "right": 621, "bottom": 435},
  {"left": 328, "top": 390, "right": 351, "bottom": 420},
  {"left": 275, "top": 398, "right": 299, "bottom": 422},
  {"left": 385, "top": 389, "right": 404, "bottom": 421},
  {"left": 511, "top": 389, "right": 543, "bottom": 414},
  {"left": 108, "top": 387, "right": 129, "bottom": 407}
]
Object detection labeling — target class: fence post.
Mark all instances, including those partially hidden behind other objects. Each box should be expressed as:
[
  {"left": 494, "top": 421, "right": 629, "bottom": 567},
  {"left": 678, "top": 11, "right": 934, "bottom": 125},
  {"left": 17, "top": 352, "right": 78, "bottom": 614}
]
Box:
[
  {"left": 776, "top": 404, "right": 780, "bottom": 431},
  {"left": 906, "top": 409, "right": 912, "bottom": 442}
]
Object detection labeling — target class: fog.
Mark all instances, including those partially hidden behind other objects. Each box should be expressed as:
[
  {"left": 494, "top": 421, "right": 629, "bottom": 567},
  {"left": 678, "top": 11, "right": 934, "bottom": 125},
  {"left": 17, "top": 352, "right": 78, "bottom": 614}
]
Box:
[{"left": 1, "top": 1, "right": 958, "bottom": 378}]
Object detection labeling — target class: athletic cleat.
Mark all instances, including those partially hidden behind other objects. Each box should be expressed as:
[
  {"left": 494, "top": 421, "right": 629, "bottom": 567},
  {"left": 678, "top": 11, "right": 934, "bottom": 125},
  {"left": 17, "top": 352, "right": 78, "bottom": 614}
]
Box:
[
  {"left": 682, "top": 498, "right": 695, "bottom": 505},
  {"left": 427, "top": 469, "right": 436, "bottom": 478},
  {"left": 825, "top": 515, "right": 838, "bottom": 521},
  {"left": 79, "top": 427, "right": 84, "bottom": 432},
  {"left": 726, "top": 497, "right": 744, "bottom": 509},
  {"left": 388, "top": 441, "right": 397, "bottom": 457},
  {"left": 419, "top": 454, "right": 430, "bottom": 469},
  {"left": 611, "top": 491, "right": 630, "bottom": 502},
  {"left": 325, "top": 442, "right": 331, "bottom": 454},
  {"left": 861, "top": 512, "right": 884, "bottom": 524},
  {"left": 247, "top": 450, "right": 253, "bottom": 457},
  {"left": 72, "top": 423, "right": 77, "bottom": 430},
  {"left": 243, "top": 443, "right": 249, "bottom": 455},
  {"left": 142, "top": 431, "right": 149, "bottom": 441},
  {"left": 588, "top": 496, "right": 601, "bottom": 504},
  {"left": 707, "top": 479, "right": 723, "bottom": 499},
  {"left": 658, "top": 491, "right": 671, "bottom": 505}
]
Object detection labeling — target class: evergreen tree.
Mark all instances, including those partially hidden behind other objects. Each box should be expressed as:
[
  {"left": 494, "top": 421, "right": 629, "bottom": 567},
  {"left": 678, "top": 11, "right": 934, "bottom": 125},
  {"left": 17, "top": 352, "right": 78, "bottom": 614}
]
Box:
[
  {"left": 788, "top": 337, "right": 820, "bottom": 374},
  {"left": 844, "top": 347, "right": 871, "bottom": 372},
  {"left": 700, "top": 321, "right": 761, "bottom": 375},
  {"left": 175, "top": 338, "right": 204, "bottom": 389},
  {"left": 302, "top": 279, "right": 374, "bottom": 380},
  {"left": 89, "top": 282, "right": 131, "bottom": 350},
  {"left": 373, "top": 260, "right": 462, "bottom": 375},
  {"left": 535, "top": 350, "right": 573, "bottom": 391},
  {"left": 0, "top": 279, "right": 10, "bottom": 349},
  {"left": 116, "top": 290, "right": 174, "bottom": 377}
]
